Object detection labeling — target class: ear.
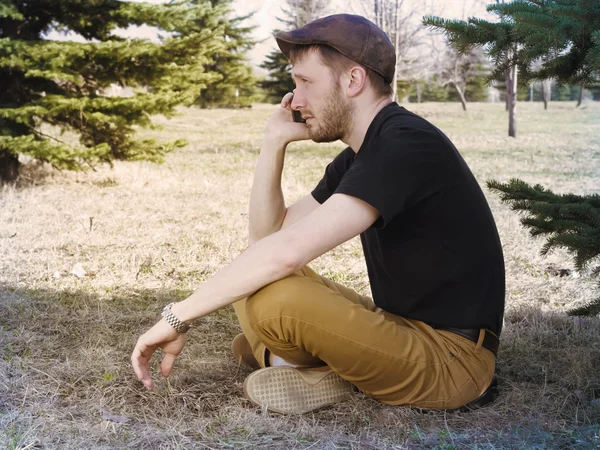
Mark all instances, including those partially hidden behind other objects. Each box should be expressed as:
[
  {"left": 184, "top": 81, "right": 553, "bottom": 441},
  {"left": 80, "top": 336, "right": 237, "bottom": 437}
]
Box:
[{"left": 342, "top": 66, "right": 368, "bottom": 98}]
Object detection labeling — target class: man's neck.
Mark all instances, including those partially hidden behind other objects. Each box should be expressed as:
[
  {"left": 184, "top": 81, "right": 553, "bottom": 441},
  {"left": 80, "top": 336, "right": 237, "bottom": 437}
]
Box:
[{"left": 343, "top": 96, "right": 393, "bottom": 153}]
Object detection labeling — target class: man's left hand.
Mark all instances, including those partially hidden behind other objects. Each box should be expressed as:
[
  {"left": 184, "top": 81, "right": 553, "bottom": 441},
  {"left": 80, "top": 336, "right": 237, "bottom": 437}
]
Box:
[{"left": 131, "top": 319, "right": 187, "bottom": 391}]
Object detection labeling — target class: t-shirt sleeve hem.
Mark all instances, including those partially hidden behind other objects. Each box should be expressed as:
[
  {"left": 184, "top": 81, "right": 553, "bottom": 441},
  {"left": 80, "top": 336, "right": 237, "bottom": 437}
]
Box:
[
  {"left": 334, "top": 185, "right": 389, "bottom": 228},
  {"left": 311, "top": 188, "right": 328, "bottom": 205}
]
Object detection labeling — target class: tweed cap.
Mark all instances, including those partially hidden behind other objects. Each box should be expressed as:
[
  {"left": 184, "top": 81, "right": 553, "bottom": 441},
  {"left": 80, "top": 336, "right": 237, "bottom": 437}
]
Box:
[{"left": 275, "top": 14, "right": 396, "bottom": 84}]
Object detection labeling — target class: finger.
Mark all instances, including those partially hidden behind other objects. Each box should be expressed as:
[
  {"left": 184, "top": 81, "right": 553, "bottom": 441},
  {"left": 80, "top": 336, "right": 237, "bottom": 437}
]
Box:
[
  {"left": 281, "top": 92, "right": 294, "bottom": 109},
  {"left": 131, "top": 342, "right": 154, "bottom": 391},
  {"left": 160, "top": 353, "right": 177, "bottom": 377},
  {"left": 131, "top": 348, "right": 153, "bottom": 391}
]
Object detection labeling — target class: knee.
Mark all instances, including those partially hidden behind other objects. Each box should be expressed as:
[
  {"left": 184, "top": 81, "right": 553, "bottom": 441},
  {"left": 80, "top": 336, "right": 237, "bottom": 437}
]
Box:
[{"left": 246, "top": 273, "right": 307, "bottom": 329}]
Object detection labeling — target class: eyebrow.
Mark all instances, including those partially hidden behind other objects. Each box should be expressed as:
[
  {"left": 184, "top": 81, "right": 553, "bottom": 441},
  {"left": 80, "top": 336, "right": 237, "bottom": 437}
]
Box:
[{"left": 291, "top": 72, "right": 310, "bottom": 81}]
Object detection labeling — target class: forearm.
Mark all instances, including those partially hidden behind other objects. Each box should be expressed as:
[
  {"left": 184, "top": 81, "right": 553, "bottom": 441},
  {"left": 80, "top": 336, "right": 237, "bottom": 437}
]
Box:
[
  {"left": 248, "top": 138, "right": 288, "bottom": 245},
  {"left": 171, "top": 232, "right": 296, "bottom": 322}
]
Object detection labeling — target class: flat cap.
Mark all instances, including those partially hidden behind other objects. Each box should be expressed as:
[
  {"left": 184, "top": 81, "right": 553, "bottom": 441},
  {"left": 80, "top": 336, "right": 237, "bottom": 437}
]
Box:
[{"left": 276, "top": 14, "right": 396, "bottom": 84}]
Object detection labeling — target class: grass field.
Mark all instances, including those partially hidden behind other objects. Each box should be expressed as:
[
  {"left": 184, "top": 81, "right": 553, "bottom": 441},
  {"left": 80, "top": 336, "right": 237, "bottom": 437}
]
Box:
[{"left": 1, "top": 101, "right": 600, "bottom": 449}]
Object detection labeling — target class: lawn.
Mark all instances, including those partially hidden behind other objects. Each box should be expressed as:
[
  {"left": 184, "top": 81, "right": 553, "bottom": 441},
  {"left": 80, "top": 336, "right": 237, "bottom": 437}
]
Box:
[{"left": 1, "top": 101, "right": 599, "bottom": 449}]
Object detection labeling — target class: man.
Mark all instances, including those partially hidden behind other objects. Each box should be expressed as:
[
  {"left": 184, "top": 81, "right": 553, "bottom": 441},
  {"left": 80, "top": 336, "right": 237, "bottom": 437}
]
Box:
[{"left": 132, "top": 14, "right": 505, "bottom": 414}]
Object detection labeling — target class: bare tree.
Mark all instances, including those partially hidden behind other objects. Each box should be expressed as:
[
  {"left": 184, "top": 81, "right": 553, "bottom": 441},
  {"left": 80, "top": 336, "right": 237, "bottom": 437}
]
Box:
[
  {"left": 425, "top": 0, "right": 491, "bottom": 110},
  {"left": 278, "top": 0, "right": 329, "bottom": 28},
  {"left": 353, "top": 0, "right": 426, "bottom": 101},
  {"left": 434, "top": 47, "right": 487, "bottom": 111}
]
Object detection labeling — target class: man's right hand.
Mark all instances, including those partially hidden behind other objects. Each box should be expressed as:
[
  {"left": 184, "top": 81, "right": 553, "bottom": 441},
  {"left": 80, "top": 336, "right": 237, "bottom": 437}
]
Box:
[{"left": 264, "top": 92, "right": 310, "bottom": 147}]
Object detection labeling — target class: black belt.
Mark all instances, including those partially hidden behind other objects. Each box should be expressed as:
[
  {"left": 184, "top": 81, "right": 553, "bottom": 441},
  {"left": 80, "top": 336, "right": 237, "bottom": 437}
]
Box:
[{"left": 431, "top": 325, "right": 499, "bottom": 356}]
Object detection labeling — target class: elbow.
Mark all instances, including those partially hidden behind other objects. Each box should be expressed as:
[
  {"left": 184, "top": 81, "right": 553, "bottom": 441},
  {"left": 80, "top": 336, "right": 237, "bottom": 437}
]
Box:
[
  {"left": 276, "top": 236, "right": 306, "bottom": 275},
  {"left": 279, "top": 253, "right": 302, "bottom": 276}
]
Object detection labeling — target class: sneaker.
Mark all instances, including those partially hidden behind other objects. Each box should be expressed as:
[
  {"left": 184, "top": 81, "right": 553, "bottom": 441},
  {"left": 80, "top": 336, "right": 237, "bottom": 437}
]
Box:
[
  {"left": 243, "top": 366, "right": 354, "bottom": 414},
  {"left": 231, "top": 333, "right": 260, "bottom": 370}
]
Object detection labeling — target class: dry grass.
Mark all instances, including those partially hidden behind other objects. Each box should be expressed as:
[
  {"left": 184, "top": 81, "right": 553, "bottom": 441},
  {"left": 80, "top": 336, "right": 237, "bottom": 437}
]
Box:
[{"left": 1, "top": 101, "right": 600, "bottom": 449}]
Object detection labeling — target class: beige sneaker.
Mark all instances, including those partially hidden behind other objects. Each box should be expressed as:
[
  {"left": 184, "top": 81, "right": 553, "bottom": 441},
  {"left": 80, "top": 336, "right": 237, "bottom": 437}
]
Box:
[
  {"left": 243, "top": 366, "right": 354, "bottom": 414},
  {"left": 231, "top": 333, "right": 260, "bottom": 370}
]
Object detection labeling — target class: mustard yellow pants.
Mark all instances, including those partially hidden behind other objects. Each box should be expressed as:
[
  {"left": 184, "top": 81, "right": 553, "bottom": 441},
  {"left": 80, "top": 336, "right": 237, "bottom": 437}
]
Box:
[{"left": 232, "top": 266, "right": 496, "bottom": 410}]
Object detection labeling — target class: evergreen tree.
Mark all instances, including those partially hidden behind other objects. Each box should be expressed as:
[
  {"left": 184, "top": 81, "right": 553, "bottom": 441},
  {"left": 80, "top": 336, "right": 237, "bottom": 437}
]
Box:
[
  {"left": 259, "top": 0, "right": 328, "bottom": 104},
  {"left": 424, "top": 0, "right": 600, "bottom": 137},
  {"left": 0, "top": 0, "right": 227, "bottom": 182},
  {"left": 194, "top": 0, "right": 260, "bottom": 108},
  {"left": 590, "top": 79, "right": 600, "bottom": 101},
  {"left": 259, "top": 50, "right": 294, "bottom": 103},
  {"left": 425, "top": 0, "right": 600, "bottom": 88},
  {"left": 488, "top": 180, "right": 600, "bottom": 317},
  {"left": 462, "top": 71, "right": 490, "bottom": 102}
]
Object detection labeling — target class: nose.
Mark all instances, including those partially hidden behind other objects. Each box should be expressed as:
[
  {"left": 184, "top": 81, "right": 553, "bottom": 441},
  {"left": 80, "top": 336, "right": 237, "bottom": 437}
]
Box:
[{"left": 291, "top": 89, "right": 305, "bottom": 111}]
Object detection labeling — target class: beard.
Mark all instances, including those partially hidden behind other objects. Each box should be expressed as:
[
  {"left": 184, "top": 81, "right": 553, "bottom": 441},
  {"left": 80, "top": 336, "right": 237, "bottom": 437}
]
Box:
[{"left": 307, "top": 83, "right": 354, "bottom": 143}]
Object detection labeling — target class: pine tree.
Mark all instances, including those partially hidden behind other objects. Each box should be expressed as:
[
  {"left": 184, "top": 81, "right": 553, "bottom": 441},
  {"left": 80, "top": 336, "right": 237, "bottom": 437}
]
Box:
[
  {"left": 259, "top": 0, "right": 328, "bottom": 104},
  {"left": 488, "top": 180, "right": 600, "bottom": 317},
  {"left": 0, "top": 0, "right": 227, "bottom": 182},
  {"left": 425, "top": 0, "right": 600, "bottom": 87},
  {"left": 424, "top": 0, "right": 600, "bottom": 137},
  {"left": 259, "top": 50, "right": 294, "bottom": 104},
  {"left": 194, "top": 0, "right": 260, "bottom": 108}
]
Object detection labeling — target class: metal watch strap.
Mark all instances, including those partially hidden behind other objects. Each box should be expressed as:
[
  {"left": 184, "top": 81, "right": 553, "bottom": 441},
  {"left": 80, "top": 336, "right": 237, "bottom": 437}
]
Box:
[{"left": 161, "top": 302, "right": 191, "bottom": 333}]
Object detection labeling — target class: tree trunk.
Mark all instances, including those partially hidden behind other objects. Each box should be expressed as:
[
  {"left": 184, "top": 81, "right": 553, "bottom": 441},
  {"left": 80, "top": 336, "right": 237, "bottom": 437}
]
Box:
[
  {"left": 453, "top": 83, "right": 468, "bottom": 111},
  {"left": 416, "top": 83, "right": 422, "bottom": 103},
  {"left": 541, "top": 79, "right": 551, "bottom": 110},
  {"left": 506, "top": 65, "right": 517, "bottom": 138},
  {"left": 576, "top": 84, "right": 584, "bottom": 107},
  {"left": 0, "top": 149, "right": 20, "bottom": 183}
]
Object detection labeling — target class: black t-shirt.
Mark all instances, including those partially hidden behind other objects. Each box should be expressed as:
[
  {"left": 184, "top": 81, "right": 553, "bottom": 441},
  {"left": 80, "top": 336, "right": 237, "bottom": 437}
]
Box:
[{"left": 311, "top": 103, "right": 505, "bottom": 335}]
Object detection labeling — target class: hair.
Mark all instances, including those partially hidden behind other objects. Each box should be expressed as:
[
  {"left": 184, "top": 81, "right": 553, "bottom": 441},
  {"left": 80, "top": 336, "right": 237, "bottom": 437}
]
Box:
[{"left": 288, "top": 44, "right": 394, "bottom": 98}]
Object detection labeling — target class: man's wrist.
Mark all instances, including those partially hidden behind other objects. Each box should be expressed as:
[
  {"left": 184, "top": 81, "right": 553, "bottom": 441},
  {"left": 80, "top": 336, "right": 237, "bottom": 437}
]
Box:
[
  {"left": 161, "top": 302, "right": 192, "bottom": 333},
  {"left": 263, "top": 134, "right": 289, "bottom": 150}
]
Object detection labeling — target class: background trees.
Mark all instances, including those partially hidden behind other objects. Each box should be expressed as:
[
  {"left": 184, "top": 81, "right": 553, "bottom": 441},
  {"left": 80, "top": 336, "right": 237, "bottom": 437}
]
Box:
[
  {"left": 194, "top": 0, "right": 259, "bottom": 108},
  {"left": 426, "top": 0, "right": 600, "bottom": 316},
  {"left": 357, "top": 0, "right": 425, "bottom": 102},
  {"left": 0, "top": 0, "right": 255, "bottom": 182},
  {"left": 259, "top": 0, "right": 328, "bottom": 103},
  {"left": 424, "top": 0, "right": 600, "bottom": 138},
  {"left": 259, "top": 50, "right": 295, "bottom": 104},
  {"left": 434, "top": 47, "right": 489, "bottom": 111}
]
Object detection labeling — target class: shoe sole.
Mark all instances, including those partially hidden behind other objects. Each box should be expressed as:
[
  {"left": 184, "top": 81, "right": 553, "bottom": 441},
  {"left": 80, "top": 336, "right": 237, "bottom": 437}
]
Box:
[{"left": 243, "top": 367, "right": 354, "bottom": 414}]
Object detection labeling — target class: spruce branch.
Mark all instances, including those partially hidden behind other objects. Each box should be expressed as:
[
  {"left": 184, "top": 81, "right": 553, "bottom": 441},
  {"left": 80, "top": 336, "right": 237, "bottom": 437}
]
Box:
[{"left": 488, "top": 178, "right": 600, "bottom": 316}]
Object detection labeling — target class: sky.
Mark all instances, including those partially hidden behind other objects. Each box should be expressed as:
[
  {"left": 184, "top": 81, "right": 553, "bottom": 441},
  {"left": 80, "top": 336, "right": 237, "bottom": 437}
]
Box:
[{"left": 45, "top": 0, "right": 491, "bottom": 74}]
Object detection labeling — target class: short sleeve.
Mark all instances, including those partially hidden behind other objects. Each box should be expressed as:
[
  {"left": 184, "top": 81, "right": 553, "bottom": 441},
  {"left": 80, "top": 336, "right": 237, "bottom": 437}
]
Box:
[
  {"left": 334, "top": 131, "right": 451, "bottom": 228},
  {"left": 311, "top": 147, "right": 355, "bottom": 204}
]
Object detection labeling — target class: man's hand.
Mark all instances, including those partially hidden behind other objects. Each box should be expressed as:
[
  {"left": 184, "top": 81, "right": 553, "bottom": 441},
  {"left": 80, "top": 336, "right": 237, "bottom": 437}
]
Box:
[
  {"left": 265, "top": 92, "right": 310, "bottom": 146},
  {"left": 131, "top": 319, "right": 187, "bottom": 391}
]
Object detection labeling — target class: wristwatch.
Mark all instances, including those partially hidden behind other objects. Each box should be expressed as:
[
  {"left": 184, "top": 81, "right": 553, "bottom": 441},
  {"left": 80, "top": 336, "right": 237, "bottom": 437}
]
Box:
[{"left": 161, "top": 302, "right": 192, "bottom": 333}]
